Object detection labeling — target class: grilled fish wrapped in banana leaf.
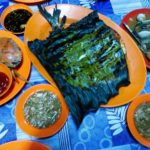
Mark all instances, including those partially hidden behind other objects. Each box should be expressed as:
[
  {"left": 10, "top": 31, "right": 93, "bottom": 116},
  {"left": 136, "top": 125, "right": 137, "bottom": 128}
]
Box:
[{"left": 28, "top": 6, "right": 130, "bottom": 125}]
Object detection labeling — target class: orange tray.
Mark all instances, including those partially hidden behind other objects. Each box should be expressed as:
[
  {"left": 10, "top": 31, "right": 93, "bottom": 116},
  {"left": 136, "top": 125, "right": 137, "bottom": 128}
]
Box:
[
  {"left": 127, "top": 94, "right": 150, "bottom": 147},
  {"left": 24, "top": 4, "right": 146, "bottom": 107},
  {"left": 15, "top": 84, "right": 69, "bottom": 138},
  {"left": 0, "top": 30, "right": 31, "bottom": 105}
]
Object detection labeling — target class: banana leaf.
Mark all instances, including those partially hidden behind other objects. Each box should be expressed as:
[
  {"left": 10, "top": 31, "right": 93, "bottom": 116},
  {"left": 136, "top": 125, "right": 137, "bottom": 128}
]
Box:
[{"left": 28, "top": 6, "right": 130, "bottom": 125}]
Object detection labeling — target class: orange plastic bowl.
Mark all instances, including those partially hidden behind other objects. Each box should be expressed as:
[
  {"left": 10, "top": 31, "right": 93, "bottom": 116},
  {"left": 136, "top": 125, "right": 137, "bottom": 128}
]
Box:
[
  {"left": 127, "top": 94, "right": 150, "bottom": 148},
  {"left": 15, "top": 84, "right": 69, "bottom": 138},
  {"left": 0, "top": 4, "right": 33, "bottom": 34},
  {"left": 0, "top": 64, "right": 13, "bottom": 97}
]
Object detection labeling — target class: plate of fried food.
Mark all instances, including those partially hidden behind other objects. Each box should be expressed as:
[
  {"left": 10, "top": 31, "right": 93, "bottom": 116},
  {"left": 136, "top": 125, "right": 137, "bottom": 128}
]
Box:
[{"left": 0, "top": 30, "right": 31, "bottom": 105}]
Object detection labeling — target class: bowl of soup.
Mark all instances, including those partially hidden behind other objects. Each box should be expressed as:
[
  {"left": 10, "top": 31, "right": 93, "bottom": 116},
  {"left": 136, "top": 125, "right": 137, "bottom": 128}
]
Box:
[
  {"left": 15, "top": 84, "right": 69, "bottom": 138},
  {"left": 127, "top": 94, "right": 150, "bottom": 147}
]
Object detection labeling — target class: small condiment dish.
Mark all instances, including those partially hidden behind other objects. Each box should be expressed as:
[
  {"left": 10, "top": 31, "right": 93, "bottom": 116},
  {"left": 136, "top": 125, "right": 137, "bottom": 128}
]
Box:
[
  {"left": 127, "top": 94, "right": 150, "bottom": 148},
  {"left": 0, "top": 63, "right": 13, "bottom": 97},
  {"left": 0, "top": 4, "right": 33, "bottom": 34}
]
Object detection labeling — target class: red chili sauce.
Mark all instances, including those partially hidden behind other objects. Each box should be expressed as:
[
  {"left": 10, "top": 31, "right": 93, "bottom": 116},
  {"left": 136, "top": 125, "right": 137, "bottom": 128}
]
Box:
[{"left": 0, "top": 72, "right": 9, "bottom": 95}]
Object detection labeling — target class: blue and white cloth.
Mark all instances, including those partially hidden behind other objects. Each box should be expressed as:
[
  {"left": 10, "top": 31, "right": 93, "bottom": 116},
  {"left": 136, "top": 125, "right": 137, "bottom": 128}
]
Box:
[
  {"left": 0, "top": 0, "right": 150, "bottom": 150},
  {"left": 0, "top": 0, "right": 8, "bottom": 14}
]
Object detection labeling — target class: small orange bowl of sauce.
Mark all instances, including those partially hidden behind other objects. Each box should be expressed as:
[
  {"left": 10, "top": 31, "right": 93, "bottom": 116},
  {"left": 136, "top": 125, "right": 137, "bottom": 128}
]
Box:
[
  {"left": 127, "top": 94, "right": 150, "bottom": 147},
  {"left": 0, "top": 4, "right": 33, "bottom": 35},
  {"left": 0, "top": 64, "right": 13, "bottom": 97}
]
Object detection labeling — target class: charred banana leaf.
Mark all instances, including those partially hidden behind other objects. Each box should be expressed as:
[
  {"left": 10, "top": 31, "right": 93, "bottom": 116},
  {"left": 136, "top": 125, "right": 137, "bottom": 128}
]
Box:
[{"left": 28, "top": 6, "right": 130, "bottom": 125}]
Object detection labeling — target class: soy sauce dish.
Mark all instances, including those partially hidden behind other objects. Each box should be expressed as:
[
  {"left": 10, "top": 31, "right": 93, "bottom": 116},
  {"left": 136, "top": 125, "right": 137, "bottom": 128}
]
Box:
[
  {"left": 127, "top": 94, "right": 150, "bottom": 147},
  {"left": 1, "top": 4, "right": 33, "bottom": 34}
]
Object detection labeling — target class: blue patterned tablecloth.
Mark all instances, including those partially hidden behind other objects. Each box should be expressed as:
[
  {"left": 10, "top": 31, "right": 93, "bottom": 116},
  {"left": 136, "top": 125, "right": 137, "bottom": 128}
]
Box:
[
  {"left": 0, "top": 0, "right": 8, "bottom": 14},
  {"left": 0, "top": 0, "right": 150, "bottom": 150}
]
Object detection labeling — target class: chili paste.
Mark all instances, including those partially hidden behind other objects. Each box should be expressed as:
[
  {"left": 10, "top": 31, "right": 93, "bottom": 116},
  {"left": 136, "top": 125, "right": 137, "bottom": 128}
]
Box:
[
  {"left": 24, "top": 90, "right": 62, "bottom": 129},
  {"left": 134, "top": 102, "right": 150, "bottom": 140},
  {"left": 0, "top": 72, "right": 9, "bottom": 95},
  {"left": 4, "top": 9, "right": 32, "bottom": 33}
]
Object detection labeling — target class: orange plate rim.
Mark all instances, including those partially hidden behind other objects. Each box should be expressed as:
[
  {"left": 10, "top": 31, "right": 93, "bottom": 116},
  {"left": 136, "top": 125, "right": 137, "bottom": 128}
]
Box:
[
  {"left": 0, "top": 140, "right": 50, "bottom": 150},
  {"left": 13, "top": 0, "right": 45, "bottom": 4}
]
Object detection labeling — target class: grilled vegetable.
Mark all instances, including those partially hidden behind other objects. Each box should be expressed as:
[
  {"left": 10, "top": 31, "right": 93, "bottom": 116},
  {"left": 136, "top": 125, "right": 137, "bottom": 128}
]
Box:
[{"left": 28, "top": 6, "right": 130, "bottom": 125}]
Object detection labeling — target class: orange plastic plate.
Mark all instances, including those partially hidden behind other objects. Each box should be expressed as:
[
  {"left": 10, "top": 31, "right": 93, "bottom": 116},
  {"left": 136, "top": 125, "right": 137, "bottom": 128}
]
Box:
[
  {"left": 24, "top": 4, "right": 146, "bottom": 107},
  {"left": 15, "top": 84, "right": 69, "bottom": 138},
  {"left": 0, "top": 30, "right": 31, "bottom": 105},
  {"left": 0, "top": 140, "right": 51, "bottom": 150},
  {"left": 127, "top": 94, "right": 150, "bottom": 147}
]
